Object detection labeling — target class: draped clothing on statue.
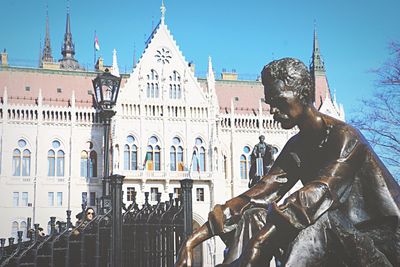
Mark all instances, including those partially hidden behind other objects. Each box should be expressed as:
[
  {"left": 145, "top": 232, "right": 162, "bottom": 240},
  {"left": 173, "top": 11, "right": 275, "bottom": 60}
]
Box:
[{"left": 208, "top": 118, "right": 400, "bottom": 265}]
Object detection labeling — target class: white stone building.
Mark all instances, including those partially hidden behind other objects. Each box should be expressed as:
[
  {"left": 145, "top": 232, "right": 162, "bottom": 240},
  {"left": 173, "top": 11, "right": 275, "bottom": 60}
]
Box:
[{"left": 0, "top": 3, "right": 344, "bottom": 266}]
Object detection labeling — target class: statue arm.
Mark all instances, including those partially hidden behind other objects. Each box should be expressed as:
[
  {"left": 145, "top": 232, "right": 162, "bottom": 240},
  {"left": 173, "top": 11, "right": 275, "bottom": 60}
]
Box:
[
  {"left": 269, "top": 135, "right": 364, "bottom": 232},
  {"left": 175, "top": 144, "right": 299, "bottom": 266}
]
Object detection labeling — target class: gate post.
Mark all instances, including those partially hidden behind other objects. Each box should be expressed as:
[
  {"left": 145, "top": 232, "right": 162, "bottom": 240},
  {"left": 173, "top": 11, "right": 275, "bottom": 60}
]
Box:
[
  {"left": 180, "top": 179, "right": 193, "bottom": 238},
  {"left": 110, "top": 174, "right": 125, "bottom": 267}
]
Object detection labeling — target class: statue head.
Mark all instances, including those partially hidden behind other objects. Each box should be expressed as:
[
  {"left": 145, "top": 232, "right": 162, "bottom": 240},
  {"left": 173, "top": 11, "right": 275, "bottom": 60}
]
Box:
[
  {"left": 261, "top": 58, "right": 313, "bottom": 129},
  {"left": 259, "top": 135, "right": 265, "bottom": 143}
]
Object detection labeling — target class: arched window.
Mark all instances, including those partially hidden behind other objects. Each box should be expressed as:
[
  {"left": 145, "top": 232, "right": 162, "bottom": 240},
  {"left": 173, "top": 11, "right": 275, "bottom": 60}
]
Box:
[
  {"left": 20, "top": 221, "right": 27, "bottom": 239},
  {"left": 192, "top": 137, "right": 206, "bottom": 172},
  {"left": 11, "top": 221, "right": 19, "bottom": 239},
  {"left": 146, "top": 69, "right": 159, "bottom": 98},
  {"left": 12, "top": 139, "right": 30, "bottom": 176},
  {"left": 48, "top": 140, "right": 65, "bottom": 177},
  {"left": 22, "top": 149, "right": 31, "bottom": 176},
  {"left": 169, "top": 70, "right": 182, "bottom": 99},
  {"left": 145, "top": 136, "right": 161, "bottom": 171},
  {"left": 80, "top": 141, "right": 97, "bottom": 178},
  {"left": 57, "top": 150, "right": 65, "bottom": 176},
  {"left": 89, "top": 151, "right": 97, "bottom": 177},
  {"left": 12, "top": 149, "right": 21, "bottom": 176},
  {"left": 124, "top": 135, "right": 138, "bottom": 170},
  {"left": 80, "top": 151, "right": 88, "bottom": 177},
  {"left": 170, "top": 137, "right": 184, "bottom": 171},
  {"left": 240, "top": 146, "right": 251, "bottom": 179},
  {"left": 48, "top": 150, "right": 55, "bottom": 176}
]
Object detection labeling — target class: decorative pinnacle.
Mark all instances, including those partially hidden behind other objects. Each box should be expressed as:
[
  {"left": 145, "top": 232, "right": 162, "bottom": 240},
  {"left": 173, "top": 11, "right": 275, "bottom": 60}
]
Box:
[{"left": 160, "top": 0, "right": 166, "bottom": 24}]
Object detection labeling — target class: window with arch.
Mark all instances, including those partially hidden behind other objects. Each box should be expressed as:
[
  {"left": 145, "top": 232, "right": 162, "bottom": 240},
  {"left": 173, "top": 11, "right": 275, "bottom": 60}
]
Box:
[
  {"left": 146, "top": 69, "right": 159, "bottom": 98},
  {"left": 20, "top": 221, "right": 27, "bottom": 239},
  {"left": 12, "top": 139, "right": 31, "bottom": 176},
  {"left": 80, "top": 141, "right": 97, "bottom": 178},
  {"left": 11, "top": 221, "right": 19, "bottom": 239},
  {"left": 169, "top": 70, "right": 182, "bottom": 99},
  {"left": 192, "top": 137, "right": 206, "bottom": 172},
  {"left": 240, "top": 146, "right": 251, "bottom": 179},
  {"left": 124, "top": 135, "right": 138, "bottom": 171},
  {"left": 170, "top": 137, "right": 184, "bottom": 171},
  {"left": 48, "top": 140, "right": 65, "bottom": 176},
  {"left": 145, "top": 136, "right": 161, "bottom": 171}
]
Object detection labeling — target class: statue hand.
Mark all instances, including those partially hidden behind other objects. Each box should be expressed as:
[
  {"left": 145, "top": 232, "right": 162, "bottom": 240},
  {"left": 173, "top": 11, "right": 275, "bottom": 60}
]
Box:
[{"left": 175, "top": 242, "right": 193, "bottom": 267}]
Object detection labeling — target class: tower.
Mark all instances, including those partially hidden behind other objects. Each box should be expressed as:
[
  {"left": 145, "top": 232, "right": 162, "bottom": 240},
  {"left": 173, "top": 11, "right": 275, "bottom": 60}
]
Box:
[
  {"left": 41, "top": 6, "right": 54, "bottom": 64},
  {"left": 59, "top": 2, "right": 83, "bottom": 70},
  {"left": 310, "top": 25, "right": 331, "bottom": 109}
]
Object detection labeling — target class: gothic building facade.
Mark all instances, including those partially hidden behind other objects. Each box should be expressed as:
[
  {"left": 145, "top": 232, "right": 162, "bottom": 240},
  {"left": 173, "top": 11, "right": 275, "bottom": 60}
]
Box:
[{"left": 0, "top": 4, "right": 344, "bottom": 266}]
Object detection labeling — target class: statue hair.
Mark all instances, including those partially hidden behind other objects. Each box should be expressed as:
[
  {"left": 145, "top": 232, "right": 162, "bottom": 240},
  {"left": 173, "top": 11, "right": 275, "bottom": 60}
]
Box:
[{"left": 261, "top": 58, "right": 313, "bottom": 104}]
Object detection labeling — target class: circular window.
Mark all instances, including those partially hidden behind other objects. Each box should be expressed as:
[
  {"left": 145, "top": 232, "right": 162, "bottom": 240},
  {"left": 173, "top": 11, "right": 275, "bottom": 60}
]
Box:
[
  {"left": 195, "top": 138, "right": 203, "bottom": 146},
  {"left": 243, "top": 146, "right": 251, "bottom": 154},
  {"left": 172, "top": 137, "right": 181, "bottom": 145},
  {"left": 127, "top": 135, "right": 135, "bottom": 143},
  {"left": 86, "top": 141, "right": 93, "bottom": 150},
  {"left": 52, "top": 140, "right": 61, "bottom": 149},
  {"left": 149, "top": 136, "right": 158, "bottom": 144},
  {"left": 18, "top": 139, "right": 27, "bottom": 148}
]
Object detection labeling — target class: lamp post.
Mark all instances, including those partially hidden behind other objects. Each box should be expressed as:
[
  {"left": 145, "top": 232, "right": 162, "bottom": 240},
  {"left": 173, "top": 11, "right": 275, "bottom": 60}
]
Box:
[
  {"left": 92, "top": 69, "right": 124, "bottom": 267},
  {"left": 92, "top": 68, "right": 122, "bottom": 198}
]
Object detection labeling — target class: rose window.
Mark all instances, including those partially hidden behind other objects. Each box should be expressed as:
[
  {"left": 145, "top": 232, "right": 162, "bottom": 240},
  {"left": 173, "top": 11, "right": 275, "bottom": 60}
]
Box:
[{"left": 155, "top": 48, "right": 172, "bottom": 64}]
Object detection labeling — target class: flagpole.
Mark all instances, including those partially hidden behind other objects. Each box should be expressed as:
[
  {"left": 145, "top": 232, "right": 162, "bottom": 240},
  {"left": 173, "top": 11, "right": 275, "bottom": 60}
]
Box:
[{"left": 94, "top": 30, "right": 96, "bottom": 69}]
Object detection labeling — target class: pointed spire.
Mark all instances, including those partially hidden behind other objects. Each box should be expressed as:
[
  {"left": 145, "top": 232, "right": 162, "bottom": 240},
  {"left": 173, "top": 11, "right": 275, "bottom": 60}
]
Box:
[
  {"left": 111, "top": 49, "right": 120, "bottom": 77},
  {"left": 207, "top": 56, "right": 216, "bottom": 95},
  {"left": 160, "top": 0, "right": 166, "bottom": 24},
  {"left": 62, "top": 4, "right": 74, "bottom": 59},
  {"left": 310, "top": 21, "right": 325, "bottom": 74},
  {"left": 42, "top": 4, "right": 54, "bottom": 63},
  {"left": 59, "top": 1, "right": 82, "bottom": 70},
  {"left": 207, "top": 56, "right": 215, "bottom": 81}
]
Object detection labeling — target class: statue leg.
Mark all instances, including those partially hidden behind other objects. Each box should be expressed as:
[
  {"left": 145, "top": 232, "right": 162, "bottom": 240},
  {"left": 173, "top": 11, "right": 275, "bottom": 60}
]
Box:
[
  {"left": 237, "top": 223, "right": 278, "bottom": 267},
  {"left": 176, "top": 223, "right": 211, "bottom": 267}
]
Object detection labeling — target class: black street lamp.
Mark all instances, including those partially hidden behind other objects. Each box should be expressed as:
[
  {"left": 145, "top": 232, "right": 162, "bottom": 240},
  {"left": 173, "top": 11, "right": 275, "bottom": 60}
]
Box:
[
  {"left": 92, "top": 69, "right": 124, "bottom": 267},
  {"left": 92, "top": 68, "right": 122, "bottom": 198}
]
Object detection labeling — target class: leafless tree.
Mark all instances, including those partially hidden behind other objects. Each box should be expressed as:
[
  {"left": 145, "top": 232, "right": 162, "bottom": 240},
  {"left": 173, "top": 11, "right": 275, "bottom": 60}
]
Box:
[{"left": 351, "top": 42, "right": 400, "bottom": 179}]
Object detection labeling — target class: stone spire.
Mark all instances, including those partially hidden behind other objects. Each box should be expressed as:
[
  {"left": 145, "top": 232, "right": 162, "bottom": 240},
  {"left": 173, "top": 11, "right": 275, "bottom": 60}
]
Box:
[
  {"left": 310, "top": 23, "right": 325, "bottom": 74},
  {"left": 111, "top": 49, "right": 120, "bottom": 77},
  {"left": 59, "top": 1, "right": 83, "bottom": 70},
  {"left": 310, "top": 23, "right": 330, "bottom": 108},
  {"left": 42, "top": 5, "right": 54, "bottom": 63},
  {"left": 160, "top": 0, "right": 166, "bottom": 24}
]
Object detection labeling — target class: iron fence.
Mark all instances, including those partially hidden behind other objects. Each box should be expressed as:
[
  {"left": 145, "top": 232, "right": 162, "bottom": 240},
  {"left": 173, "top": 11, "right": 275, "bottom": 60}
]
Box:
[{"left": 0, "top": 179, "right": 192, "bottom": 267}]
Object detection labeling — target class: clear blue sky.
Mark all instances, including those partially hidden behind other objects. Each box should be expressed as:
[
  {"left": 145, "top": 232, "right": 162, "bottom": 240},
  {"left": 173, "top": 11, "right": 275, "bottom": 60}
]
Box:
[{"left": 1, "top": 0, "right": 399, "bottom": 120}]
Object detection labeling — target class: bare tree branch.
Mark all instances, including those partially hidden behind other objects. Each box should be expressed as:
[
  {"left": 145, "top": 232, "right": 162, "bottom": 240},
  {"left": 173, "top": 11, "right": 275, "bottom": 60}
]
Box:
[{"left": 350, "top": 41, "right": 400, "bottom": 180}]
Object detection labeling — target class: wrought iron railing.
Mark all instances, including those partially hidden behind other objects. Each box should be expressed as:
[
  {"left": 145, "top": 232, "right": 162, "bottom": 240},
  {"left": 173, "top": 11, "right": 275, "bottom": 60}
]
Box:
[{"left": 0, "top": 179, "right": 193, "bottom": 267}]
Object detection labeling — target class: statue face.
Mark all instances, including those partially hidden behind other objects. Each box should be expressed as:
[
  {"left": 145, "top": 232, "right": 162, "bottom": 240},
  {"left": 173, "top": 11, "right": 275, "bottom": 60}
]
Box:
[{"left": 264, "top": 79, "right": 304, "bottom": 129}]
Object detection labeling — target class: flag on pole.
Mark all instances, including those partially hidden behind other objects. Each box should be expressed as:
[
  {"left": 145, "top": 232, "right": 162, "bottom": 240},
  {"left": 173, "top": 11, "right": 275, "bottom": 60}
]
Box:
[
  {"left": 94, "top": 34, "right": 100, "bottom": 51},
  {"left": 144, "top": 152, "right": 153, "bottom": 170}
]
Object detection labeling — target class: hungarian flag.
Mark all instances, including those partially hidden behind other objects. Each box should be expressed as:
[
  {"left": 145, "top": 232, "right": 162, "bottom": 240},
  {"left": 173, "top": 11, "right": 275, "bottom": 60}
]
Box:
[
  {"left": 144, "top": 153, "right": 153, "bottom": 170},
  {"left": 94, "top": 35, "right": 100, "bottom": 51}
]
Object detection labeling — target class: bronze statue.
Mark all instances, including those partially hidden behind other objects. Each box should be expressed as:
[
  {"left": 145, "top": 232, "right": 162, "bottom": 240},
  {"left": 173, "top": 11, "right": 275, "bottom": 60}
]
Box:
[
  {"left": 175, "top": 58, "right": 400, "bottom": 266},
  {"left": 248, "top": 135, "right": 274, "bottom": 188}
]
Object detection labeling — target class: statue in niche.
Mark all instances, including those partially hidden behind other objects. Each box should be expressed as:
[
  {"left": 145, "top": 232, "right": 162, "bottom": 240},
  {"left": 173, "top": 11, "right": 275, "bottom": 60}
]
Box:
[
  {"left": 175, "top": 58, "right": 400, "bottom": 267},
  {"left": 248, "top": 135, "right": 275, "bottom": 188}
]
